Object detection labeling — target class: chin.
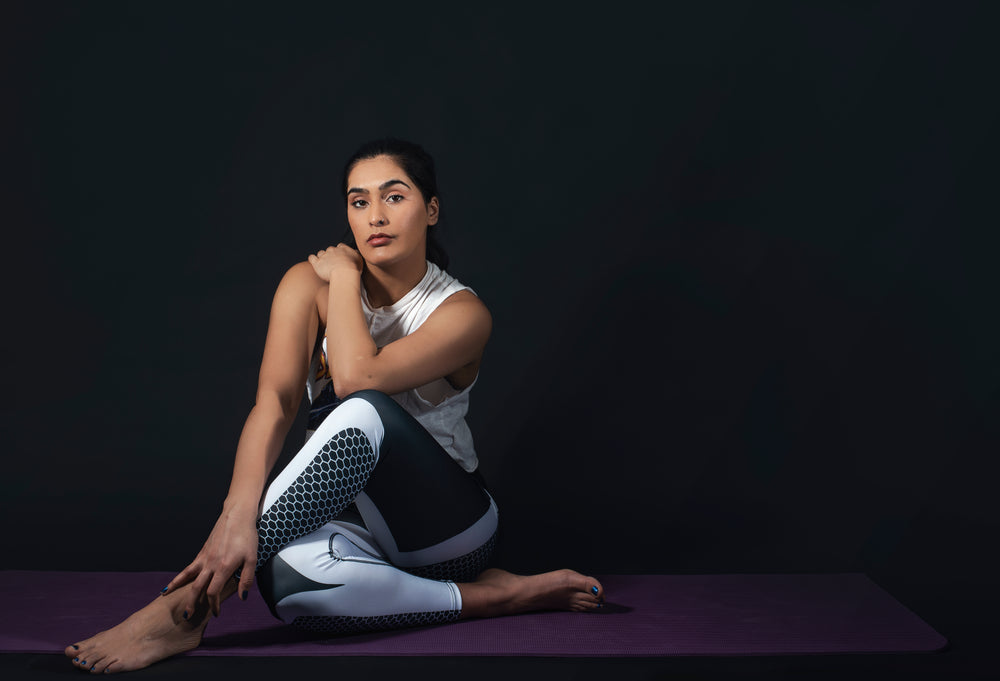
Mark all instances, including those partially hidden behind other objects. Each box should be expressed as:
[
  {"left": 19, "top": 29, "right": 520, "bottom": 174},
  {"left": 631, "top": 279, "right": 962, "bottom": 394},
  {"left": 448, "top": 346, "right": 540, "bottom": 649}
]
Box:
[
  {"left": 366, "top": 247, "right": 421, "bottom": 268},
  {"left": 362, "top": 252, "right": 401, "bottom": 269}
]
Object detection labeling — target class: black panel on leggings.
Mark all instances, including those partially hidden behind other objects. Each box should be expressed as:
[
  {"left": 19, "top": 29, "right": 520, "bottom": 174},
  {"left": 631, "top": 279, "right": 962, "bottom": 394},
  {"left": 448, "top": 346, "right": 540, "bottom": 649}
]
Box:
[{"left": 345, "top": 390, "right": 492, "bottom": 553}]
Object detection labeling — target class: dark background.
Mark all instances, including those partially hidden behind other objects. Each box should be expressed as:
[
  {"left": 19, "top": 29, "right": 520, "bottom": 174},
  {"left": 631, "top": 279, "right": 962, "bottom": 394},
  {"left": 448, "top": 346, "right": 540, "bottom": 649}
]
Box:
[{"left": 2, "top": 2, "right": 997, "bottom": 679}]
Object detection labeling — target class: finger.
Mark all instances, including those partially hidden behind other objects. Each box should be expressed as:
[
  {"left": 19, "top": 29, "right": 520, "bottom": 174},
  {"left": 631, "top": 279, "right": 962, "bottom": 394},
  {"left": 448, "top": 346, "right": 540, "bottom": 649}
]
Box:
[
  {"left": 238, "top": 560, "right": 255, "bottom": 603},
  {"left": 162, "top": 562, "right": 200, "bottom": 595},
  {"left": 184, "top": 570, "right": 213, "bottom": 620},
  {"left": 205, "top": 570, "right": 231, "bottom": 617}
]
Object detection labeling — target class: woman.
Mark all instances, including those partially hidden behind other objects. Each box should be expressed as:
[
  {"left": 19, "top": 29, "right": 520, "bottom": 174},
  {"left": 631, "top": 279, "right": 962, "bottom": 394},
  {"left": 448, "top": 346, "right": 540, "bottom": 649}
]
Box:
[{"left": 65, "top": 138, "right": 604, "bottom": 674}]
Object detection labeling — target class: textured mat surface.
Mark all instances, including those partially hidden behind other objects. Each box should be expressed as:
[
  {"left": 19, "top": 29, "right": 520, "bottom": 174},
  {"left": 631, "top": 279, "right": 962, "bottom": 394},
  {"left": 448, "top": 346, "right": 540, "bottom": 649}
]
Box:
[{"left": 0, "top": 571, "right": 946, "bottom": 657}]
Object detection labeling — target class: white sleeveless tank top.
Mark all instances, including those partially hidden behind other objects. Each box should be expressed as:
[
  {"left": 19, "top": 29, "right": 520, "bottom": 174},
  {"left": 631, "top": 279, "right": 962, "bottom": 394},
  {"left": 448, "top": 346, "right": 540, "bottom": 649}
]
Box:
[{"left": 304, "top": 261, "right": 480, "bottom": 472}]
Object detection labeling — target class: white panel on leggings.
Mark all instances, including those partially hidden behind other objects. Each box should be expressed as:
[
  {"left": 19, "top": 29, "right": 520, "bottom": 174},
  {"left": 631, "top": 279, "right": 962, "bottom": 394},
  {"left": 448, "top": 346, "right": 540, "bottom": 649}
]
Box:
[
  {"left": 261, "top": 397, "right": 385, "bottom": 511},
  {"left": 273, "top": 529, "right": 461, "bottom": 620}
]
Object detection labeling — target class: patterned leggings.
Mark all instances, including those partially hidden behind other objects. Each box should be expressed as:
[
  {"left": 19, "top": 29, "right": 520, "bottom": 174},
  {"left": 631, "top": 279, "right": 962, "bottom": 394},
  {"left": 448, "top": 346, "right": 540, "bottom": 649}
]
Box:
[{"left": 254, "top": 390, "right": 498, "bottom": 633}]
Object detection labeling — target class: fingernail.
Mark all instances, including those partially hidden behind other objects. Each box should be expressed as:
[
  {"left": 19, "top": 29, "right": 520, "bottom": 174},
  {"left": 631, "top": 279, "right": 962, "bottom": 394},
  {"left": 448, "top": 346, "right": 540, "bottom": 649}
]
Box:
[
  {"left": 591, "top": 586, "right": 599, "bottom": 595},
  {"left": 241, "top": 590, "right": 248, "bottom": 601}
]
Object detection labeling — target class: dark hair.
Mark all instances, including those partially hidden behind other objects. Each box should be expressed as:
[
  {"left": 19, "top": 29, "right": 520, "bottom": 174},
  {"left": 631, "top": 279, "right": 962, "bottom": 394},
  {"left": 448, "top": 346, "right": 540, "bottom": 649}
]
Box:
[{"left": 340, "top": 137, "right": 449, "bottom": 271}]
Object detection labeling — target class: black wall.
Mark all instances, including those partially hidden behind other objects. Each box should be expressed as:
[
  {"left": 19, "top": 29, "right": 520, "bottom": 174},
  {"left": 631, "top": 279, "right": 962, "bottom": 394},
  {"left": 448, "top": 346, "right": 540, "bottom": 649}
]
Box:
[{"left": 3, "top": 0, "right": 997, "bottom": 645}]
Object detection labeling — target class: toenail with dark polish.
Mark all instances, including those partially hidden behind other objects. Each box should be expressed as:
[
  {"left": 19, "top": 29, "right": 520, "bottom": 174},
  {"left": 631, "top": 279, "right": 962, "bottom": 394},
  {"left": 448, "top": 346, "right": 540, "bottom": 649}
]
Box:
[
  {"left": 242, "top": 590, "right": 248, "bottom": 601},
  {"left": 74, "top": 658, "right": 79, "bottom": 662},
  {"left": 183, "top": 610, "right": 188, "bottom": 619},
  {"left": 73, "top": 645, "right": 79, "bottom": 649},
  {"left": 161, "top": 586, "right": 169, "bottom": 594},
  {"left": 591, "top": 586, "right": 599, "bottom": 594}
]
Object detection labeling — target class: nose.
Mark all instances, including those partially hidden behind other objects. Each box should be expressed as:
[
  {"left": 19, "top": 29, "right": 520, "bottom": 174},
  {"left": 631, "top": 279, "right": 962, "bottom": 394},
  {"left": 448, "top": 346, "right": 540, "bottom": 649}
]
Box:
[{"left": 369, "top": 207, "right": 387, "bottom": 227}]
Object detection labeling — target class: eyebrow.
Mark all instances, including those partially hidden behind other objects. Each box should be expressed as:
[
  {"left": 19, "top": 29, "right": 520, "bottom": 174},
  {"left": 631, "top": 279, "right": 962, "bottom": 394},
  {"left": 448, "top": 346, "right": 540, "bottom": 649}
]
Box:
[{"left": 347, "top": 179, "right": 413, "bottom": 195}]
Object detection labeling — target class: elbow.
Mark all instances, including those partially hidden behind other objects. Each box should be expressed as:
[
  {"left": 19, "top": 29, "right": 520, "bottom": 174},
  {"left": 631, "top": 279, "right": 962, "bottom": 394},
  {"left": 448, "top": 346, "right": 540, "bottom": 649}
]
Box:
[
  {"left": 331, "top": 364, "right": 377, "bottom": 399},
  {"left": 331, "top": 377, "right": 357, "bottom": 399}
]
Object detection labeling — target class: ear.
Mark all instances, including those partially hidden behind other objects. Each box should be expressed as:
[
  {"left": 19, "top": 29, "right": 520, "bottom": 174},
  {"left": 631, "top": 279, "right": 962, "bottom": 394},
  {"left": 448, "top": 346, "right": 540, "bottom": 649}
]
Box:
[{"left": 426, "top": 196, "right": 440, "bottom": 226}]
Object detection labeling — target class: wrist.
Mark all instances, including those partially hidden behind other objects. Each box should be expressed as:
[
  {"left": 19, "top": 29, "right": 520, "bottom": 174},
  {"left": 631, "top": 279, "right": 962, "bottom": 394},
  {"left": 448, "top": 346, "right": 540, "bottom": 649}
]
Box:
[
  {"left": 222, "top": 495, "right": 259, "bottom": 519},
  {"left": 329, "top": 267, "right": 362, "bottom": 285}
]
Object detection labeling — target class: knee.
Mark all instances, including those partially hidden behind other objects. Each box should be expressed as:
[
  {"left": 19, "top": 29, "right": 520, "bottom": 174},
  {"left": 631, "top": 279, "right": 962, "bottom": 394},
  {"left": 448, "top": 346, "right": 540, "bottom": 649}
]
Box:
[
  {"left": 256, "top": 552, "right": 330, "bottom": 621},
  {"left": 342, "top": 389, "right": 395, "bottom": 412},
  {"left": 341, "top": 389, "right": 412, "bottom": 430},
  {"left": 342, "top": 389, "right": 422, "bottom": 433}
]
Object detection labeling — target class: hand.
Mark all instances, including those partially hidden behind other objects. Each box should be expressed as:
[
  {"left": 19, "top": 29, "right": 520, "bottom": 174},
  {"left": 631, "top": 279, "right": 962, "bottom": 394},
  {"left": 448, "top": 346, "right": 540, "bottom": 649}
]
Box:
[
  {"left": 308, "top": 244, "right": 363, "bottom": 282},
  {"left": 162, "top": 506, "right": 259, "bottom": 617}
]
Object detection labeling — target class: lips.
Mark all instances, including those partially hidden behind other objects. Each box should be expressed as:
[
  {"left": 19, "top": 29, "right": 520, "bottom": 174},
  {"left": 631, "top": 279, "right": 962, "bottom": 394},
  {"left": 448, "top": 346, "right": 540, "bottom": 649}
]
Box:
[{"left": 367, "top": 233, "right": 392, "bottom": 247}]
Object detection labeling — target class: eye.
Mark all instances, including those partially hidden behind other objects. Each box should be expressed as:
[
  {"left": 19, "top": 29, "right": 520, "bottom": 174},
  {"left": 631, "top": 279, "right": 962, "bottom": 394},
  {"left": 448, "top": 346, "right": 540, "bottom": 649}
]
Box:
[
  {"left": 350, "top": 198, "right": 368, "bottom": 208},
  {"left": 386, "top": 193, "right": 404, "bottom": 203}
]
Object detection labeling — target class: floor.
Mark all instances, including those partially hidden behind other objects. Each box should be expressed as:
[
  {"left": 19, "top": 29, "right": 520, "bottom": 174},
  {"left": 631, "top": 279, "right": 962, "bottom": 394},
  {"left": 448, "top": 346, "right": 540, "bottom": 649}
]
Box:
[
  {"left": 5, "top": 575, "right": 993, "bottom": 680},
  {"left": 3, "top": 609, "right": 992, "bottom": 681}
]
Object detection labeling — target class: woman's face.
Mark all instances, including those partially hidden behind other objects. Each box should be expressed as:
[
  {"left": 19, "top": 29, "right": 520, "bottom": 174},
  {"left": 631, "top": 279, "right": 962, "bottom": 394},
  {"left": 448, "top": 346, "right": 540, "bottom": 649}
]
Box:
[{"left": 345, "top": 155, "right": 439, "bottom": 269}]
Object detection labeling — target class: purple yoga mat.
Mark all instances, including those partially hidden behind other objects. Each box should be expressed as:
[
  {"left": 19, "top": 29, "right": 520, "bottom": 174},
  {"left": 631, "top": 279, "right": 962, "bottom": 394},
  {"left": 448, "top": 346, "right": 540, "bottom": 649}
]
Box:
[{"left": 0, "top": 570, "right": 945, "bottom": 657}]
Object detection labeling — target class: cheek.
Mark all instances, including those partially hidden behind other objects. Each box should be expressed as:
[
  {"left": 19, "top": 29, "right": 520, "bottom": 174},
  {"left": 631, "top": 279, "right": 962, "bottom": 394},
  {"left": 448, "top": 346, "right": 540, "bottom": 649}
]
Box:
[{"left": 346, "top": 212, "right": 365, "bottom": 234}]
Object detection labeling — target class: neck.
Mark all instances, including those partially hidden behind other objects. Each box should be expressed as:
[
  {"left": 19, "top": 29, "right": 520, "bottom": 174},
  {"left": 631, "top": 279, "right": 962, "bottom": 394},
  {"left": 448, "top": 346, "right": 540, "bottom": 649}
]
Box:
[{"left": 362, "top": 257, "right": 429, "bottom": 308}]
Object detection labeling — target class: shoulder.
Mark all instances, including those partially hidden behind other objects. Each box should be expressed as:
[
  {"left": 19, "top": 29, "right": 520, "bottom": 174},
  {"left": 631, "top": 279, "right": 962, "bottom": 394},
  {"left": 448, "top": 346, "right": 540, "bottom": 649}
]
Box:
[
  {"left": 431, "top": 288, "right": 492, "bottom": 336},
  {"left": 269, "top": 261, "right": 326, "bottom": 315},
  {"left": 439, "top": 288, "right": 490, "bottom": 314},
  {"left": 275, "top": 261, "right": 325, "bottom": 296},
  {"left": 282, "top": 261, "right": 326, "bottom": 287}
]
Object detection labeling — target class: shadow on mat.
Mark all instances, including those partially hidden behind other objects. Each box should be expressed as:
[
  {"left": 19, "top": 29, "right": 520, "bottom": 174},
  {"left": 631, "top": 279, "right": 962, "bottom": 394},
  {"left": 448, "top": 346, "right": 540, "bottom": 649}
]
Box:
[
  {"left": 201, "top": 624, "right": 460, "bottom": 649},
  {"left": 201, "top": 604, "right": 632, "bottom": 649}
]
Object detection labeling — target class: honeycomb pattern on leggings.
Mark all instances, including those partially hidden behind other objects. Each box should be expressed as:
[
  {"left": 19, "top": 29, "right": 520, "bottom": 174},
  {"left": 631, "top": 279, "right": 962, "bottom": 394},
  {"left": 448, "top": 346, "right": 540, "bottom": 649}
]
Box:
[
  {"left": 292, "top": 609, "right": 459, "bottom": 634},
  {"left": 256, "top": 427, "right": 375, "bottom": 570},
  {"left": 406, "top": 529, "right": 497, "bottom": 583}
]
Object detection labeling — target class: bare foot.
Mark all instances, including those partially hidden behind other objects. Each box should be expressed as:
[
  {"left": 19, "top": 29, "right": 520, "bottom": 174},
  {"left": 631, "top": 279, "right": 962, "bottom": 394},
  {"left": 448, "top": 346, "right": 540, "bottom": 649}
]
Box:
[
  {"left": 458, "top": 568, "right": 604, "bottom": 619},
  {"left": 63, "top": 582, "right": 218, "bottom": 674}
]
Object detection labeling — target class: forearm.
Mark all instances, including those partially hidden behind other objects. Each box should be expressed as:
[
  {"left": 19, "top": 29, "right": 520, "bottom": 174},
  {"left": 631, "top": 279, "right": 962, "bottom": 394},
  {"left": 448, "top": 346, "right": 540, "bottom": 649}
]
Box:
[
  {"left": 223, "top": 394, "right": 296, "bottom": 514},
  {"left": 325, "top": 269, "right": 378, "bottom": 394}
]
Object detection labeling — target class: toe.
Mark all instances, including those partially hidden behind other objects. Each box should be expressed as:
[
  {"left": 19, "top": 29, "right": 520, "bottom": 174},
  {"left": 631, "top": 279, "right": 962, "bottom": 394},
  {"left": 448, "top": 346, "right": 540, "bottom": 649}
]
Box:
[
  {"left": 572, "top": 593, "right": 600, "bottom": 610},
  {"left": 69, "top": 641, "right": 94, "bottom": 667},
  {"left": 85, "top": 651, "right": 107, "bottom": 672},
  {"left": 74, "top": 649, "right": 96, "bottom": 670},
  {"left": 90, "top": 657, "right": 112, "bottom": 674}
]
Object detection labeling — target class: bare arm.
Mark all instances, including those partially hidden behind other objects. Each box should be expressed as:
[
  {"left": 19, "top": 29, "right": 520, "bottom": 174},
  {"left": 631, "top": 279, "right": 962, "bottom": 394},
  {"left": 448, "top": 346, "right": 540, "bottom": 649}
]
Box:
[
  {"left": 225, "top": 262, "right": 320, "bottom": 509},
  {"left": 310, "top": 246, "right": 492, "bottom": 397},
  {"left": 165, "top": 261, "right": 322, "bottom": 616}
]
